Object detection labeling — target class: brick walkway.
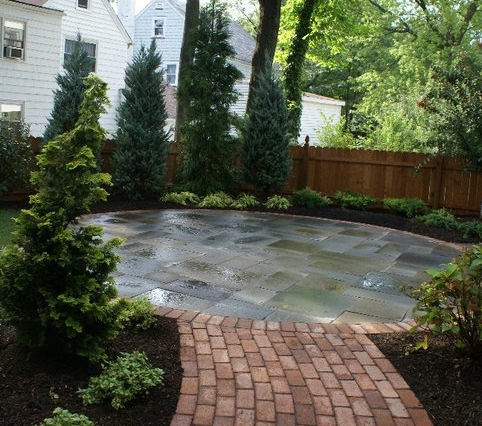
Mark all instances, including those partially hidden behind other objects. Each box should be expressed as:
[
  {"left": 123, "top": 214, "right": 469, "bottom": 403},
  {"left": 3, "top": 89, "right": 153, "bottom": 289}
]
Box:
[{"left": 156, "top": 308, "right": 433, "bottom": 426}]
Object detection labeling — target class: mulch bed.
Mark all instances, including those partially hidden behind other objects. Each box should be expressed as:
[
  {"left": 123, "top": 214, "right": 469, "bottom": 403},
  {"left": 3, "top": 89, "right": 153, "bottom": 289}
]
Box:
[{"left": 0, "top": 198, "right": 480, "bottom": 425}]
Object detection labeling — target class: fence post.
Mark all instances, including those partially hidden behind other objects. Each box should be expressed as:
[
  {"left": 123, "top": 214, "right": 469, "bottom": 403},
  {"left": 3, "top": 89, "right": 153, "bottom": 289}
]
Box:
[
  {"left": 432, "top": 155, "right": 444, "bottom": 209},
  {"left": 300, "top": 136, "right": 310, "bottom": 189}
]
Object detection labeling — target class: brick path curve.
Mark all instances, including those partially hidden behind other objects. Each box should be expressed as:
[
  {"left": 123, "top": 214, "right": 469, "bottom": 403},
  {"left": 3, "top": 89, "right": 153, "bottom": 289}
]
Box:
[{"left": 157, "top": 308, "right": 433, "bottom": 426}]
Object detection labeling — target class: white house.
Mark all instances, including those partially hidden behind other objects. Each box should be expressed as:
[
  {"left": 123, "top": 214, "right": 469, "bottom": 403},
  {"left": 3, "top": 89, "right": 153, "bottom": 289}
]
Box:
[
  {"left": 0, "top": 0, "right": 63, "bottom": 136},
  {"left": 120, "top": 0, "right": 344, "bottom": 143},
  {"left": 0, "top": 0, "right": 132, "bottom": 137}
]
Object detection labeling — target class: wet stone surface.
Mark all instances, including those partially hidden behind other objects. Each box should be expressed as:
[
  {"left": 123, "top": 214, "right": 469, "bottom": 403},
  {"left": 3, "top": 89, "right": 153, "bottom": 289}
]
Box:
[{"left": 82, "top": 209, "right": 462, "bottom": 323}]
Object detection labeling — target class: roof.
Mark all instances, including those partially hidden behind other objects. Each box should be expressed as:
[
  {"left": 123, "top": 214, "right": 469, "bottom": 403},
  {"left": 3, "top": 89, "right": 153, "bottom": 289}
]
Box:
[
  {"left": 302, "top": 92, "right": 345, "bottom": 106},
  {"left": 138, "top": 0, "right": 256, "bottom": 65},
  {"left": 6, "top": 0, "right": 63, "bottom": 12}
]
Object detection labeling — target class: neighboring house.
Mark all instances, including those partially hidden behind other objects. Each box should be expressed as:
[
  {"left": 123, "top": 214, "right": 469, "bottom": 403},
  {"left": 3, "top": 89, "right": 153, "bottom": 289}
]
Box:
[
  {"left": 0, "top": 0, "right": 132, "bottom": 137},
  {"left": 121, "top": 0, "right": 344, "bottom": 144},
  {"left": 300, "top": 93, "right": 345, "bottom": 146}
]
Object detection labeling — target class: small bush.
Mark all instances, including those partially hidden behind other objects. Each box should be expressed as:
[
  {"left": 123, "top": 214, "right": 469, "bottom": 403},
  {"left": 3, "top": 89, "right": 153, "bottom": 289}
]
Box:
[
  {"left": 383, "top": 198, "right": 427, "bottom": 218},
  {"left": 113, "top": 297, "right": 157, "bottom": 331},
  {"left": 415, "top": 208, "right": 459, "bottom": 230},
  {"left": 78, "top": 350, "right": 164, "bottom": 410},
  {"left": 37, "top": 408, "right": 93, "bottom": 426},
  {"left": 264, "top": 195, "right": 291, "bottom": 210},
  {"left": 335, "top": 190, "right": 376, "bottom": 210},
  {"left": 0, "top": 119, "right": 35, "bottom": 195},
  {"left": 458, "top": 221, "right": 482, "bottom": 240},
  {"left": 198, "top": 192, "right": 234, "bottom": 208},
  {"left": 232, "top": 193, "right": 259, "bottom": 209},
  {"left": 411, "top": 244, "right": 482, "bottom": 356},
  {"left": 161, "top": 191, "right": 200, "bottom": 206},
  {"left": 291, "top": 188, "right": 332, "bottom": 208}
]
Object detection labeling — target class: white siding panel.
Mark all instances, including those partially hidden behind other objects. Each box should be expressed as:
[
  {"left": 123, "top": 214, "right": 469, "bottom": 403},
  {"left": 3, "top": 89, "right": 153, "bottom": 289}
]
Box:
[
  {"left": 299, "top": 96, "right": 344, "bottom": 145},
  {"left": 0, "top": 0, "right": 63, "bottom": 136},
  {"left": 45, "top": 0, "right": 130, "bottom": 136}
]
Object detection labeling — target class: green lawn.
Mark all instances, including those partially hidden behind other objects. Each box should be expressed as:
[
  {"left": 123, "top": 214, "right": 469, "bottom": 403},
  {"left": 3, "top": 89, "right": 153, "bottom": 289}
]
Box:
[{"left": 0, "top": 209, "right": 18, "bottom": 248}]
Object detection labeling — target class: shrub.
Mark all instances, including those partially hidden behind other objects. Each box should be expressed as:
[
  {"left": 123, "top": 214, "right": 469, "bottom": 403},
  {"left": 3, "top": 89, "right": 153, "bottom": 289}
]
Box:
[
  {"left": 0, "top": 75, "right": 122, "bottom": 362},
  {"left": 0, "top": 119, "right": 35, "bottom": 195},
  {"left": 37, "top": 408, "right": 93, "bottom": 426},
  {"left": 113, "top": 297, "right": 157, "bottom": 331},
  {"left": 161, "top": 191, "right": 200, "bottom": 206},
  {"left": 411, "top": 244, "right": 482, "bottom": 356},
  {"left": 383, "top": 197, "right": 427, "bottom": 218},
  {"left": 198, "top": 192, "right": 234, "bottom": 208},
  {"left": 291, "top": 188, "right": 332, "bottom": 208},
  {"left": 112, "top": 39, "right": 170, "bottom": 201},
  {"left": 414, "top": 208, "right": 459, "bottom": 230},
  {"left": 78, "top": 350, "right": 164, "bottom": 409},
  {"left": 264, "top": 195, "right": 291, "bottom": 210},
  {"left": 458, "top": 221, "right": 482, "bottom": 240},
  {"left": 231, "top": 193, "right": 260, "bottom": 209},
  {"left": 335, "top": 190, "right": 376, "bottom": 210},
  {"left": 241, "top": 66, "right": 291, "bottom": 196},
  {"left": 177, "top": 1, "right": 242, "bottom": 195}
]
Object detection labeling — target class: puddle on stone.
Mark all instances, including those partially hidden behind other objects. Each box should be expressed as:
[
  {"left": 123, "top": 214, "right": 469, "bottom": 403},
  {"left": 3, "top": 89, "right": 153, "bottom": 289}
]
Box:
[
  {"left": 143, "top": 288, "right": 191, "bottom": 307},
  {"left": 166, "top": 279, "right": 233, "bottom": 302},
  {"left": 359, "top": 272, "right": 403, "bottom": 293}
]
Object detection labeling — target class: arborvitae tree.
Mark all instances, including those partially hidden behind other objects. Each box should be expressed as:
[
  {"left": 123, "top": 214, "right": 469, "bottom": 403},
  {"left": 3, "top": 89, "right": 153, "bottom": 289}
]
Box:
[
  {"left": 178, "top": 0, "right": 243, "bottom": 195},
  {"left": 43, "top": 33, "right": 93, "bottom": 143},
  {"left": 0, "top": 75, "right": 123, "bottom": 362},
  {"left": 242, "top": 66, "right": 292, "bottom": 196},
  {"left": 112, "top": 40, "right": 171, "bottom": 200}
]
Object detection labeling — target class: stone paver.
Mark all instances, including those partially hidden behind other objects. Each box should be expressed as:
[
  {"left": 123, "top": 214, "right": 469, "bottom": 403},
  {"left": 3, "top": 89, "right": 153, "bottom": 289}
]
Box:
[{"left": 163, "top": 308, "right": 433, "bottom": 426}]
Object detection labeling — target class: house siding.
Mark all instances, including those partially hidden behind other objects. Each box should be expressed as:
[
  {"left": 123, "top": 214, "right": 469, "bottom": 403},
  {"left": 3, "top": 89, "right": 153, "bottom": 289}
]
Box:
[
  {"left": 134, "top": 0, "right": 184, "bottom": 66},
  {"left": 0, "top": 0, "right": 63, "bottom": 136},
  {"left": 44, "top": 0, "right": 131, "bottom": 137},
  {"left": 299, "top": 94, "right": 345, "bottom": 145}
]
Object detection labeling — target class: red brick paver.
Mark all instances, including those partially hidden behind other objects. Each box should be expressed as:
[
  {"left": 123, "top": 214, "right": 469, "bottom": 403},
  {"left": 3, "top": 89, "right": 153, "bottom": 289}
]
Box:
[{"left": 159, "top": 308, "right": 433, "bottom": 426}]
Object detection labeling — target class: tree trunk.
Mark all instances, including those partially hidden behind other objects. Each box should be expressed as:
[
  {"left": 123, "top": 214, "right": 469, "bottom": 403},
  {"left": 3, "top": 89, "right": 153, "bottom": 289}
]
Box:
[
  {"left": 246, "top": 0, "right": 282, "bottom": 115},
  {"left": 175, "top": 0, "right": 199, "bottom": 142},
  {"left": 283, "top": 0, "right": 319, "bottom": 140}
]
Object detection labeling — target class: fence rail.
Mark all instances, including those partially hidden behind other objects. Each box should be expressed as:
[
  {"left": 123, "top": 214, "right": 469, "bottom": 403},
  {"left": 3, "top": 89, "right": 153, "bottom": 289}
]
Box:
[{"left": 4, "top": 138, "right": 482, "bottom": 216}]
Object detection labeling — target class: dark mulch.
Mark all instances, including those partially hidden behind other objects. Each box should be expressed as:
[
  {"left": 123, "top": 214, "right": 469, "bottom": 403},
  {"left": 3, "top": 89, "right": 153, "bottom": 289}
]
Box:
[
  {"left": 0, "top": 198, "right": 480, "bottom": 426},
  {"left": 0, "top": 317, "right": 181, "bottom": 426}
]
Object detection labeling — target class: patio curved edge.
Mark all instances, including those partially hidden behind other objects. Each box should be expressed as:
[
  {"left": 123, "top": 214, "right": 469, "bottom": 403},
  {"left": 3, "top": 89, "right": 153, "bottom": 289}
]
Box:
[{"left": 154, "top": 307, "right": 433, "bottom": 426}]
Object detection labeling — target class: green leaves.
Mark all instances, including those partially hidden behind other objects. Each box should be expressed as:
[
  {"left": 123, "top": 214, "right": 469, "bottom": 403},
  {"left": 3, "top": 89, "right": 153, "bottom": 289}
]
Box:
[
  {"left": 412, "top": 244, "right": 482, "bottom": 356},
  {"left": 78, "top": 351, "right": 164, "bottom": 410}
]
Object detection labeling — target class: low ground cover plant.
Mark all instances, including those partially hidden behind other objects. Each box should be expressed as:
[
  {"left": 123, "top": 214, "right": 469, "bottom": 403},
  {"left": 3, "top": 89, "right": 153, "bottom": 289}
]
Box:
[
  {"left": 383, "top": 197, "right": 427, "bottom": 218},
  {"left": 161, "top": 191, "right": 200, "bottom": 206},
  {"left": 291, "top": 187, "right": 332, "bottom": 208},
  {"left": 37, "top": 408, "right": 94, "bottom": 426},
  {"left": 78, "top": 350, "right": 164, "bottom": 410},
  {"left": 411, "top": 244, "right": 482, "bottom": 357},
  {"left": 231, "top": 193, "right": 259, "bottom": 209},
  {"left": 264, "top": 195, "right": 291, "bottom": 210},
  {"left": 415, "top": 208, "right": 460, "bottom": 230},
  {"left": 198, "top": 191, "right": 234, "bottom": 208},
  {"left": 335, "top": 190, "right": 376, "bottom": 210},
  {"left": 113, "top": 297, "right": 157, "bottom": 331}
]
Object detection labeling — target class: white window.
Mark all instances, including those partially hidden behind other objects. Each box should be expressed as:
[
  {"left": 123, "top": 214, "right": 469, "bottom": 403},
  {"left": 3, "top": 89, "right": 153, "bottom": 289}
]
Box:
[
  {"left": 2, "top": 20, "right": 25, "bottom": 60},
  {"left": 153, "top": 18, "right": 165, "bottom": 37},
  {"left": 0, "top": 103, "right": 23, "bottom": 121},
  {"left": 165, "top": 64, "right": 177, "bottom": 85},
  {"left": 64, "top": 38, "right": 97, "bottom": 72},
  {"left": 77, "top": 0, "right": 89, "bottom": 9}
]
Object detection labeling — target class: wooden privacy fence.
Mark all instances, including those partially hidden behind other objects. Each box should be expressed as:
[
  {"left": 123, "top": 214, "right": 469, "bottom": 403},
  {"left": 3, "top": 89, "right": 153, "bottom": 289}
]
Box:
[
  {"left": 7, "top": 138, "right": 482, "bottom": 215},
  {"left": 289, "top": 145, "right": 482, "bottom": 215}
]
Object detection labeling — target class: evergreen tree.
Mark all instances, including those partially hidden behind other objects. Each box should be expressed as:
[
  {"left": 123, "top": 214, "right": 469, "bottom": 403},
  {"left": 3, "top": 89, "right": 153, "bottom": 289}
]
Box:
[
  {"left": 178, "top": 0, "right": 243, "bottom": 195},
  {"left": 0, "top": 75, "right": 122, "bottom": 362},
  {"left": 242, "top": 67, "right": 291, "bottom": 196},
  {"left": 112, "top": 40, "right": 171, "bottom": 200},
  {"left": 43, "top": 33, "right": 93, "bottom": 142}
]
